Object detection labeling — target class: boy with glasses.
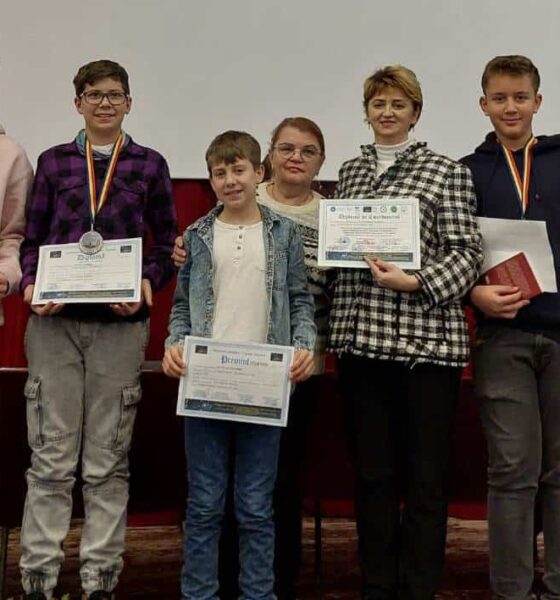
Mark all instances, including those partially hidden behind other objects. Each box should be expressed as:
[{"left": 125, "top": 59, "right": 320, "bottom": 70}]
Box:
[
  {"left": 19, "top": 59, "right": 177, "bottom": 600},
  {"left": 462, "top": 55, "right": 560, "bottom": 600}
]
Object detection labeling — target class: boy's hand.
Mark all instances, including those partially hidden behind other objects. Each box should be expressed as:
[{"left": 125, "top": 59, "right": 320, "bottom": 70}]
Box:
[
  {"left": 110, "top": 279, "right": 152, "bottom": 317},
  {"left": 24, "top": 284, "right": 65, "bottom": 316},
  {"left": 470, "top": 284, "right": 530, "bottom": 319},
  {"left": 162, "top": 344, "right": 187, "bottom": 378},
  {"left": 172, "top": 235, "right": 187, "bottom": 268},
  {"left": 290, "top": 349, "right": 314, "bottom": 383},
  {"left": 364, "top": 256, "right": 420, "bottom": 292}
]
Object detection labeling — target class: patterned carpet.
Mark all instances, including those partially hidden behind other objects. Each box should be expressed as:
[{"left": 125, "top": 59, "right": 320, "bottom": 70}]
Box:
[{"left": 2, "top": 517, "right": 541, "bottom": 599}]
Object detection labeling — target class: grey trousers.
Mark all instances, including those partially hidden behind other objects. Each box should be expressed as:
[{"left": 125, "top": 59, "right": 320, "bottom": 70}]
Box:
[
  {"left": 19, "top": 315, "right": 148, "bottom": 598},
  {"left": 473, "top": 326, "right": 560, "bottom": 600}
]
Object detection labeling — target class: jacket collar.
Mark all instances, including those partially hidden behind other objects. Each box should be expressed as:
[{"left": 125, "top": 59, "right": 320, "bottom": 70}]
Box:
[
  {"left": 59, "top": 134, "right": 146, "bottom": 158},
  {"left": 191, "top": 202, "right": 280, "bottom": 238},
  {"left": 360, "top": 140, "right": 427, "bottom": 166},
  {"left": 475, "top": 131, "right": 560, "bottom": 155}
]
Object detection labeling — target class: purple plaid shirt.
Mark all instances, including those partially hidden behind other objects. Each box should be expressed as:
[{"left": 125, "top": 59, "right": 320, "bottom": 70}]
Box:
[{"left": 21, "top": 138, "right": 177, "bottom": 293}]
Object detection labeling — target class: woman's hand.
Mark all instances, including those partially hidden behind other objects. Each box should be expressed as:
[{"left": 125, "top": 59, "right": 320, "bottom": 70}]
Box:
[
  {"left": 470, "top": 284, "right": 529, "bottom": 319},
  {"left": 364, "top": 256, "right": 420, "bottom": 292},
  {"left": 24, "top": 284, "right": 65, "bottom": 316},
  {"left": 290, "top": 349, "right": 314, "bottom": 382},
  {"left": 172, "top": 235, "right": 187, "bottom": 268},
  {"left": 162, "top": 344, "right": 187, "bottom": 378}
]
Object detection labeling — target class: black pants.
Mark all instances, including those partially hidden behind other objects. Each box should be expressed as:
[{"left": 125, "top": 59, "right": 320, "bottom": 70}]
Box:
[
  {"left": 218, "top": 376, "right": 320, "bottom": 600},
  {"left": 339, "top": 355, "right": 461, "bottom": 600}
]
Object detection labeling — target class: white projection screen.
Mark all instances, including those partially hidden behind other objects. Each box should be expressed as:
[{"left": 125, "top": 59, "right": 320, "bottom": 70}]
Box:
[{"left": 1, "top": 0, "right": 560, "bottom": 179}]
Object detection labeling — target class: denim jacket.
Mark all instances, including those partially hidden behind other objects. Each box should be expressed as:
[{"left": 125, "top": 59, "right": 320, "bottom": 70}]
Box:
[{"left": 166, "top": 204, "right": 317, "bottom": 351}]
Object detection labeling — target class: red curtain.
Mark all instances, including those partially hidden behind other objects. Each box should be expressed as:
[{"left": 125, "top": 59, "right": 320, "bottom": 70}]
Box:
[{"left": 0, "top": 179, "right": 216, "bottom": 368}]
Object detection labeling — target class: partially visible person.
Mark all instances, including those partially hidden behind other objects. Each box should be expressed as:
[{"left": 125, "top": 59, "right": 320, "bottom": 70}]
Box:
[
  {"left": 172, "top": 116, "right": 330, "bottom": 599},
  {"left": 256, "top": 116, "right": 329, "bottom": 600},
  {"left": 163, "top": 130, "right": 316, "bottom": 600},
  {"left": 18, "top": 59, "right": 177, "bottom": 600},
  {"left": 330, "top": 65, "right": 482, "bottom": 600},
  {"left": 0, "top": 125, "right": 32, "bottom": 320},
  {"left": 462, "top": 55, "right": 560, "bottom": 600}
]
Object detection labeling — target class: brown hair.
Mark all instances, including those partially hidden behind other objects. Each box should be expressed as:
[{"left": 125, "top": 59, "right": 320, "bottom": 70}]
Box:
[
  {"left": 363, "top": 65, "right": 423, "bottom": 121},
  {"left": 73, "top": 59, "right": 130, "bottom": 96},
  {"left": 481, "top": 55, "right": 540, "bottom": 93},
  {"left": 205, "top": 130, "right": 261, "bottom": 172},
  {"left": 269, "top": 116, "right": 326, "bottom": 156}
]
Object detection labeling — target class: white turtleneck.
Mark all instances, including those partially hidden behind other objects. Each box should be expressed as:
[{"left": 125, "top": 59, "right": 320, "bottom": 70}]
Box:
[{"left": 375, "top": 137, "right": 415, "bottom": 177}]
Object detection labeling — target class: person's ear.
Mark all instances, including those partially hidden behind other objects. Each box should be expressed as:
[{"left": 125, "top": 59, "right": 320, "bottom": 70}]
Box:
[
  {"left": 534, "top": 93, "right": 542, "bottom": 114},
  {"left": 255, "top": 164, "right": 265, "bottom": 185}
]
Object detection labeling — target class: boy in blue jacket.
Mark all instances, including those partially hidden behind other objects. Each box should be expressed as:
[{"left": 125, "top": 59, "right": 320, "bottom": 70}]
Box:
[
  {"left": 462, "top": 55, "right": 560, "bottom": 600},
  {"left": 163, "top": 130, "right": 316, "bottom": 600}
]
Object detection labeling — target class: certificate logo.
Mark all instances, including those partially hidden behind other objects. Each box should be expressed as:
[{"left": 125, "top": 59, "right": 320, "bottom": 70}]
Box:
[
  {"left": 49, "top": 251, "right": 62, "bottom": 258},
  {"left": 120, "top": 245, "right": 132, "bottom": 253},
  {"left": 363, "top": 206, "right": 372, "bottom": 213},
  {"left": 391, "top": 206, "right": 397, "bottom": 213},
  {"left": 330, "top": 207, "right": 336, "bottom": 212},
  {"left": 270, "top": 352, "right": 284, "bottom": 362},
  {"left": 194, "top": 345, "right": 208, "bottom": 354}
]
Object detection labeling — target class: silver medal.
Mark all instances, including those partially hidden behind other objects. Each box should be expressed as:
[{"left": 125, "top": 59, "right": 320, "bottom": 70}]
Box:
[{"left": 79, "top": 230, "right": 104, "bottom": 255}]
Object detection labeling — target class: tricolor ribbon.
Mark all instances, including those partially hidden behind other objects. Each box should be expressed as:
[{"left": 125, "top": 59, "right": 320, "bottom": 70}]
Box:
[
  {"left": 85, "top": 133, "right": 124, "bottom": 227},
  {"left": 501, "top": 136, "right": 538, "bottom": 216}
]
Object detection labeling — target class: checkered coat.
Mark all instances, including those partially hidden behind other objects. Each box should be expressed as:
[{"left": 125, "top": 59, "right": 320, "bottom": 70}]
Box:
[{"left": 329, "top": 142, "right": 483, "bottom": 367}]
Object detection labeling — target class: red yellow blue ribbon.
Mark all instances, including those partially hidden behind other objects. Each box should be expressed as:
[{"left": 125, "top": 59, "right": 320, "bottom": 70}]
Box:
[
  {"left": 85, "top": 133, "right": 124, "bottom": 227},
  {"left": 501, "top": 136, "right": 538, "bottom": 215}
]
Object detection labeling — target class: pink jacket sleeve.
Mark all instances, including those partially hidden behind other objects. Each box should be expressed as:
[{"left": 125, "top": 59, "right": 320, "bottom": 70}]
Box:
[{"left": 0, "top": 133, "right": 33, "bottom": 296}]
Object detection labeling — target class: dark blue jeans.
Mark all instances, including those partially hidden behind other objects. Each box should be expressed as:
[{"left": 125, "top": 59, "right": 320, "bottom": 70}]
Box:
[
  {"left": 182, "top": 417, "right": 281, "bottom": 600},
  {"left": 473, "top": 326, "right": 560, "bottom": 600}
]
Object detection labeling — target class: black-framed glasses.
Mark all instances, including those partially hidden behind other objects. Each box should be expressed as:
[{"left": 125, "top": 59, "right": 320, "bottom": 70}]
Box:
[
  {"left": 273, "top": 143, "right": 321, "bottom": 160},
  {"left": 80, "top": 90, "right": 128, "bottom": 106}
]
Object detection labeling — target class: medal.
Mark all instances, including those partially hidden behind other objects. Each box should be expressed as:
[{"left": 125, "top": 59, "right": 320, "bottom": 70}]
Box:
[
  {"left": 80, "top": 133, "right": 124, "bottom": 254},
  {"left": 79, "top": 228, "right": 104, "bottom": 254}
]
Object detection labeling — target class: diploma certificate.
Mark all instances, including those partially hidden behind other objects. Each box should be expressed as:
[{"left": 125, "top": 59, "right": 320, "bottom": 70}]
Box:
[
  {"left": 177, "top": 337, "right": 294, "bottom": 427},
  {"left": 32, "top": 237, "right": 142, "bottom": 304},
  {"left": 318, "top": 198, "right": 421, "bottom": 269}
]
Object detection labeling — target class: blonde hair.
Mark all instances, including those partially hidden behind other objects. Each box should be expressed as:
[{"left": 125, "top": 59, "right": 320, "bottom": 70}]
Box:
[{"left": 363, "top": 65, "right": 423, "bottom": 121}]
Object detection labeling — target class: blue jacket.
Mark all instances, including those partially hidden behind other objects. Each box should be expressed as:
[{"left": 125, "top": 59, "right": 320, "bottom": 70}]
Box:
[
  {"left": 166, "top": 204, "right": 317, "bottom": 350},
  {"left": 461, "top": 132, "right": 560, "bottom": 337}
]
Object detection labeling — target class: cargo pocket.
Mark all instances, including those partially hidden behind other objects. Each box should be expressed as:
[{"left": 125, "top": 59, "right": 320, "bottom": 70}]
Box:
[
  {"left": 24, "top": 376, "right": 43, "bottom": 449},
  {"left": 115, "top": 384, "right": 142, "bottom": 452}
]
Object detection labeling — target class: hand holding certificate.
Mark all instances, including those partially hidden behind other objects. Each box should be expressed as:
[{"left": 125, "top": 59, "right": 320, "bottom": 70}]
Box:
[
  {"left": 318, "top": 198, "right": 421, "bottom": 270},
  {"left": 32, "top": 237, "right": 143, "bottom": 304},
  {"left": 174, "top": 337, "right": 294, "bottom": 427}
]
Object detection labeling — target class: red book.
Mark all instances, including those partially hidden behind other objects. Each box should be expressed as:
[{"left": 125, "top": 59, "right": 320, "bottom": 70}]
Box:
[{"left": 484, "top": 252, "right": 542, "bottom": 299}]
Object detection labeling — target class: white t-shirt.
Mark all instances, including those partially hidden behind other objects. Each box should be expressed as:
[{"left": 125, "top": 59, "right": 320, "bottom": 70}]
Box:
[{"left": 211, "top": 218, "right": 268, "bottom": 344}]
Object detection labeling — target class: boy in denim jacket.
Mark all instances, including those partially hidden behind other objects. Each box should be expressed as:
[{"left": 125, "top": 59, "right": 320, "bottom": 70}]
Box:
[{"left": 163, "top": 130, "right": 316, "bottom": 600}]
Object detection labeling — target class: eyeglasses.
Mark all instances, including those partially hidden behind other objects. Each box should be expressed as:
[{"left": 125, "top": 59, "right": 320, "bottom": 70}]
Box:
[
  {"left": 273, "top": 143, "right": 321, "bottom": 160},
  {"left": 80, "top": 90, "right": 128, "bottom": 105}
]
